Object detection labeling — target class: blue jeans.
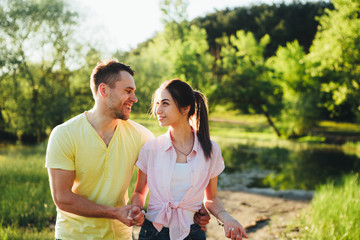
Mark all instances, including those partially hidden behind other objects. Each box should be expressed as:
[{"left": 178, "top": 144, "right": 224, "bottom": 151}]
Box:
[{"left": 138, "top": 219, "right": 206, "bottom": 240}]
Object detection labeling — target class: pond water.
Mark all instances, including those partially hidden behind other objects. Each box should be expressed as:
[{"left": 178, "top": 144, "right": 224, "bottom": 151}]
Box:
[{"left": 219, "top": 143, "right": 360, "bottom": 191}]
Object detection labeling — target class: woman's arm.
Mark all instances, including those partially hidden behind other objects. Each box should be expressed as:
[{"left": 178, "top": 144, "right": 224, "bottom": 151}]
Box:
[
  {"left": 131, "top": 168, "right": 148, "bottom": 210},
  {"left": 204, "top": 177, "right": 248, "bottom": 240},
  {"left": 130, "top": 168, "right": 149, "bottom": 226}
]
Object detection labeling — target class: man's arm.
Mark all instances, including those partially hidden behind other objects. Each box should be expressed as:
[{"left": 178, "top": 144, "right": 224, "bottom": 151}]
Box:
[{"left": 48, "top": 168, "right": 135, "bottom": 226}]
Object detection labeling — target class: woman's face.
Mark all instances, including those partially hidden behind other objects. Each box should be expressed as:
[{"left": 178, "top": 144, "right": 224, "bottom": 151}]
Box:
[{"left": 155, "top": 89, "right": 186, "bottom": 127}]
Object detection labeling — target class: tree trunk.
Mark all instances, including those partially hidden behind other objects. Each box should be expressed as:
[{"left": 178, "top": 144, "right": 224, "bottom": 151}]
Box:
[
  {"left": 0, "top": 107, "right": 5, "bottom": 134},
  {"left": 261, "top": 109, "right": 281, "bottom": 137}
]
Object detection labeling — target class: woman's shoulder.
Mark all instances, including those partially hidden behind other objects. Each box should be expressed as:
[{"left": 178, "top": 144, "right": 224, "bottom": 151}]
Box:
[
  {"left": 142, "top": 133, "right": 169, "bottom": 150},
  {"left": 210, "top": 139, "right": 221, "bottom": 151}
]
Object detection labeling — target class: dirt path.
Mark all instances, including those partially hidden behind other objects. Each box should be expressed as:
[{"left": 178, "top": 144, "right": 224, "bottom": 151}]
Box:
[
  {"left": 205, "top": 190, "right": 309, "bottom": 240},
  {"left": 132, "top": 190, "right": 310, "bottom": 240}
]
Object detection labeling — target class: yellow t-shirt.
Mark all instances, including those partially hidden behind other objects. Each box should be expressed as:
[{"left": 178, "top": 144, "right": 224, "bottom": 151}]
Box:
[{"left": 45, "top": 113, "right": 154, "bottom": 239}]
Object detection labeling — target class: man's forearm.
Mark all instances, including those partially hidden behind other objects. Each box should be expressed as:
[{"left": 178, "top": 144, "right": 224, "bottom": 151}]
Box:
[
  {"left": 48, "top": 168, "right": 133, "bottom": 226},
  {"left": 53, "top": 191, "right": 134, "bottom": 226},
  {"left": 54, "top": 191, "right": 118, "bottom": 218}
]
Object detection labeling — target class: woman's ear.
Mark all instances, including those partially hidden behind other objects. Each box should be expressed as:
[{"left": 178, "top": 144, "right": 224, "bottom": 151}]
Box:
[{"left": 183, "top": 106, "right": 190, "bottom": 115}]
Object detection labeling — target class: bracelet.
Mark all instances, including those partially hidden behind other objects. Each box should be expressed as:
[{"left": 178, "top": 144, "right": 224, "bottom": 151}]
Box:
[
  {"left": 216, "top": 210, "right": 227, "bottom": 227},
  {"left": 217, "top": 218, "right": 224, "bottom": 227}
]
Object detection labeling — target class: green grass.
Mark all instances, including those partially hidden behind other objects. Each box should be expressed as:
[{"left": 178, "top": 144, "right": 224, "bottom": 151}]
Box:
[
  {"left": 0, "top": 143, "right": 55, "bottom": 239},
  {"left": 0, "top": 225, "right": 53, "bottom": 240},
  {"left": 318, "top": 121, "right": 360, "bottom": 134},
  {"left": 290, "top": 174, "right": 360, "bottom": 240},
  {"left": 344, "top": 141, "right": 360, "bottom": 158}
]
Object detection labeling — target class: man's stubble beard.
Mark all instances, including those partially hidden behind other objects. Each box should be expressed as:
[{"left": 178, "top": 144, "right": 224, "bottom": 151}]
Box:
[{"left": 114, "top": 112, "right": 129, "bottom": 121}]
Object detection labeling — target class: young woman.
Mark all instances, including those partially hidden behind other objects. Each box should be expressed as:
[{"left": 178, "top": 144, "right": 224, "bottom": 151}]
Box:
[{"left": 131, "top": 79, "right": 248, "bottom": 240}]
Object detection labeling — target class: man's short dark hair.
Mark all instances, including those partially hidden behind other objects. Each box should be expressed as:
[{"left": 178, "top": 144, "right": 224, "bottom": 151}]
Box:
[{"left": 90, "top": 60, "right": 135, "bottom": 94}]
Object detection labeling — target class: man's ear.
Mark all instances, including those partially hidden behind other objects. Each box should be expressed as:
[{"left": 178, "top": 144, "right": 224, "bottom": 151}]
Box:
[{"left": 98, "top": 83, "right": 107, "bottom": 97}]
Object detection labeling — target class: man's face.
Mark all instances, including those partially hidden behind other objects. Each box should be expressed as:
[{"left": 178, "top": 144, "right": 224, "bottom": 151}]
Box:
[{"left": 106, "top": 71, "right": 137, "bottom": 120}]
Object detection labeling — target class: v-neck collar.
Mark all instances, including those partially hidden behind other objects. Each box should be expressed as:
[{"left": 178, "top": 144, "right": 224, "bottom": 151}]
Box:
[{"left": 83, "top": 112, "right": 119, "bottom": 149}]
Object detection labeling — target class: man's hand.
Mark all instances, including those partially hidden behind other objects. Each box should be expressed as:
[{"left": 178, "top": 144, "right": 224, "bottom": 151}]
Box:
[
  {"left": 127, "top": 205, "right": 145, "bottom": 226},
  {"left": 114, "top": 205, "right": 137, "bottom": 227},
  {"left": 194, "top": 205, "right": 211, "bottom": 231}
]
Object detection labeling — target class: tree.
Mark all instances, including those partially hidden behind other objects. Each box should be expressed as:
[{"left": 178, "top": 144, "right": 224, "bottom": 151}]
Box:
[
  {"left": 70, "top": 47, "right": 102, "bottom": 115},
  {"left": 168, "top": 25, "right": 214, "bottom": 91},
  {"left": 191, "top": 1, "right": 332, "bottom": 58},
  {"left": 307, "top": 0, "right": 360, "bottom": 121},
  {"left": 216, "top": 30, "right": 283, "bottom": 136},
  {"left": 121, "top": 0, "right": 215, "bottom": 114},
  {"left": 267, "top": 40, "right": 321, "bottom": 137},
  {"left": 159, "top": 0, "right": 214, "bottom": 92},
  {"left": 118, "top": 39, "right": 173, "bottom": 113},
  {"left": 0, "top": 0, "right": 80, "bottom": 141}
]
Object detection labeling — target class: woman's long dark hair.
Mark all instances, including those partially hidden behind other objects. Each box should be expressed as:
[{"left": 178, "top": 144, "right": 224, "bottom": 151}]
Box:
[{"left": 152, "top": 79, "right": 212, "bottom": 159}]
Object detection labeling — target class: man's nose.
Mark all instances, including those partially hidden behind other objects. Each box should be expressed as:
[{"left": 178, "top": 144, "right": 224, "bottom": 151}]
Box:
[{"left": 131, "top": 93, "right": 138, "bottom": 103}]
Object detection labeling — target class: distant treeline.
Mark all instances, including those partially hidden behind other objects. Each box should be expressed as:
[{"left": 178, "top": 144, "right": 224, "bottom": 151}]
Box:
[
  {"left": 192, "top": 1, "right": 333, "bottom": 57},
  {"left": 0, "top": 0, "right": 359, "bottom": 142}
]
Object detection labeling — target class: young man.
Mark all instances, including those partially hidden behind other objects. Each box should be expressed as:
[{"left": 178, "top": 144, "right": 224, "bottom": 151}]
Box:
[{"left": 46, "top": 60, "right": 210, "bottom": 239}]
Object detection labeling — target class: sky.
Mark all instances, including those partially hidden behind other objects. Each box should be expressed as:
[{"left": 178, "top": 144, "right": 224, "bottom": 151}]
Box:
[{"left": 72, "top": 0, "right": 321, "bottom": 53}]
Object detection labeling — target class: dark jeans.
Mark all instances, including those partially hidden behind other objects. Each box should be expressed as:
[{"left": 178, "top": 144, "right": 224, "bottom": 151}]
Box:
[{"left": 139, "top": 219, "right": 206, "bottom": 240}]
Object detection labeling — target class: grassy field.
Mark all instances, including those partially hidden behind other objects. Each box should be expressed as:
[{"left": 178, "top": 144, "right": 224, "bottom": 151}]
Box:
[
  {"left": 290, "top": 174, "right": 360, "bottom": 239},
  {"left": 0, "top": 144, "right": 55, "bottom": 239},
  {"left": 0, "top": 112, "right": 359, "bottom": 239}
]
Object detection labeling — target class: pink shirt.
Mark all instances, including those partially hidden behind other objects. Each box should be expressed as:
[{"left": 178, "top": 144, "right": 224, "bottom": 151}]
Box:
[{"left": 136, "top": 130, "right": 225, "bottom": 240}]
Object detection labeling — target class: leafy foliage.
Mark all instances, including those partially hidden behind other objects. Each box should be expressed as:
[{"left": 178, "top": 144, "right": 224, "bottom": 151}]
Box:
[
  {"left": 121, "top": 0, "right": 214, "bottom": 113},
  {"left": 191, "top": 1, "right": 332, "bottom": 57},
  {"left": 0, "top": 0, "right": 81, "bottom": 141},
  {"left": 0, "top": 0, "right": 359, "bottom": 141},
  {"left": 267, "top": 41, "right": 321, "bottom": 136},
  {"left": 215, "top": 30, "right": 283, "bottom": 136},
  {"left": 307, "top": 0, "right": 360, "bottom": 120}
]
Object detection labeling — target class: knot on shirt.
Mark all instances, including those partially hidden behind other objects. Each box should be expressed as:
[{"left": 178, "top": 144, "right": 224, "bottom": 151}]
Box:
[
  {"left": 153, "top": 200, "right": 202, "bottom": 240},
  {"left": 167, "top": 201, "right": 180, "bottom": 209},
  {"left": 153, "top": 201, "right": 182, "bottom": 231}
]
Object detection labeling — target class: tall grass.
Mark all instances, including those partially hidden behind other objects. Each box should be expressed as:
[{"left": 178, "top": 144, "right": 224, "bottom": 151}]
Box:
[
  {"left": 295, "top": 174, "right": 360, "bottom": 239},
  {"left": 0, "top": 225, "right": 53, "bottom": 240},
  {"left": 0, "top": 143, "right": 55, "bottom": 239}
]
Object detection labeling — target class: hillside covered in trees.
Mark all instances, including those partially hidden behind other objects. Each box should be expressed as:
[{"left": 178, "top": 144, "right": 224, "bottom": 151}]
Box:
[{"left": 1, "top": 0, "right": 359, "bottom": 142}]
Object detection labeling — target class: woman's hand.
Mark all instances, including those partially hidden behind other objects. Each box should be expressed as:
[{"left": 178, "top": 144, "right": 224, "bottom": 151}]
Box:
[
  {"left": 223, "top": 216, "right": 248, "bottom": 240},
  {"left": 127, "top": 205, "right": 145, "bottom": 226}
]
